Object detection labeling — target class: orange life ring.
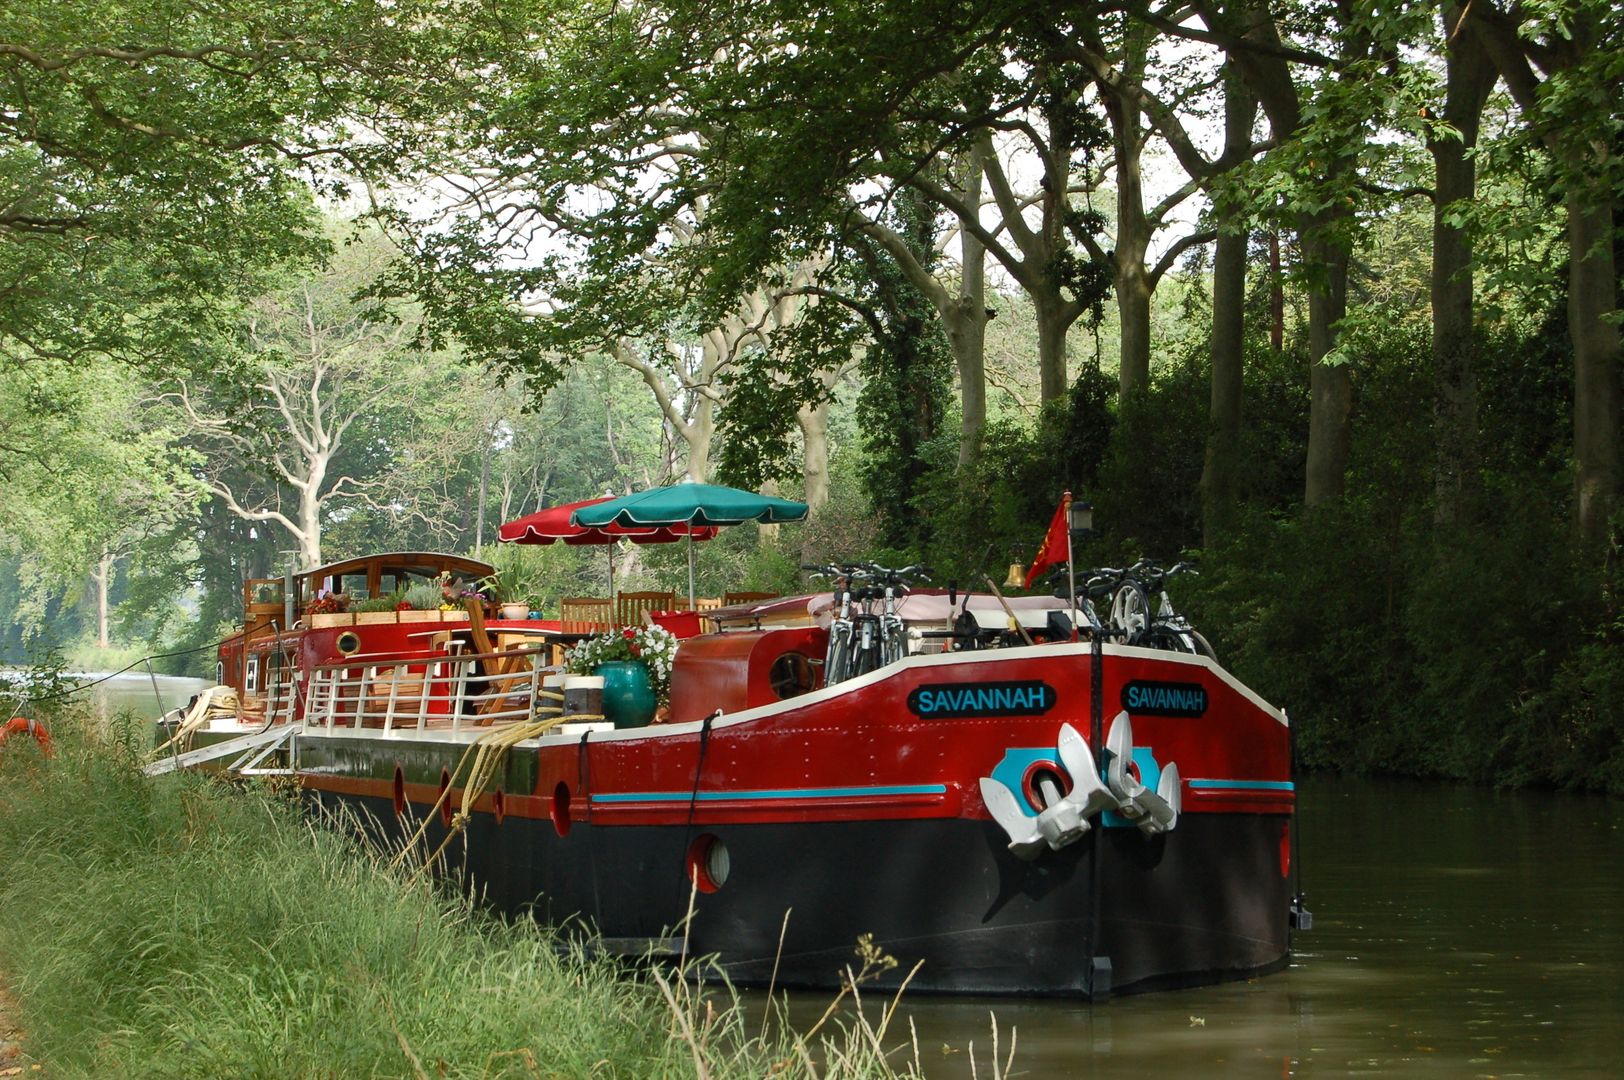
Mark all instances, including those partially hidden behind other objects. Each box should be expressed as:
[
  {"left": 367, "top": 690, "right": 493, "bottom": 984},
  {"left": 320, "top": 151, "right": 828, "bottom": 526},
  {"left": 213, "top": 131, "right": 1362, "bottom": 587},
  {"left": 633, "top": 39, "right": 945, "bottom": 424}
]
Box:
[{"left": 0, "top": 716, "right": 53, "bottom": 757}]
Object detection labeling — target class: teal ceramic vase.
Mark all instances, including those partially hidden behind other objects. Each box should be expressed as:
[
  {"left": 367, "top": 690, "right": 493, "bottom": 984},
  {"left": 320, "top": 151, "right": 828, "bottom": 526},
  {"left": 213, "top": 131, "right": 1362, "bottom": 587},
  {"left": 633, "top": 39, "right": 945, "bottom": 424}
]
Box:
[{"left": 598, "top": 660, "right": 657, "bottom": 728}]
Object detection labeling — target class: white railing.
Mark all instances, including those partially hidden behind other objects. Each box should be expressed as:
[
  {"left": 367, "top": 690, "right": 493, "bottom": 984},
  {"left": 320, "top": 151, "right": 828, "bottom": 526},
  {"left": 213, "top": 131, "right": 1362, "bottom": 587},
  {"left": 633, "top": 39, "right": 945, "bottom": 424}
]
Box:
[{"left": 301, "top": 646, "right": 546, "bottom": 734}]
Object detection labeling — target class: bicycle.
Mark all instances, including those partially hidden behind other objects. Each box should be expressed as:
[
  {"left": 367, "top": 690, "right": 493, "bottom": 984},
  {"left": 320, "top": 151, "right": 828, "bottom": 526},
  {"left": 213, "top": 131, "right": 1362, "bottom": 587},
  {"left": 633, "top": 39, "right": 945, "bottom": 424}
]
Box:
[
  {"left": 802, "top": 562, "right": 929, "bottom": 685},
  {"left": 1113, "top": 560, "right": 1214, "bottom": 658},
  {"left": 852, "top": 563, "right": 928, "bottom": 675}
]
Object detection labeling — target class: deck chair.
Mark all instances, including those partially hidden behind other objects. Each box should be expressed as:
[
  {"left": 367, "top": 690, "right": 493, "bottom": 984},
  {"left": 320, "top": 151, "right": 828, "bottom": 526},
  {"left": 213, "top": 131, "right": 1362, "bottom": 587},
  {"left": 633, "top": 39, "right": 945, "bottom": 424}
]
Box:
[
  {"left": 560, "top": 597, "right": 612, "bottom": 634},
  {"left": 723, "top": 591, "right": 778, "bottom": 606},
  {"left": 465, "top": 599, "right": 540, "bottom": 722},
  {"left": 615, "top": 590, "right": 676, "bottom": 628},
  {"left": 695, "top": 597, "right": 723, "bottom": 611}
]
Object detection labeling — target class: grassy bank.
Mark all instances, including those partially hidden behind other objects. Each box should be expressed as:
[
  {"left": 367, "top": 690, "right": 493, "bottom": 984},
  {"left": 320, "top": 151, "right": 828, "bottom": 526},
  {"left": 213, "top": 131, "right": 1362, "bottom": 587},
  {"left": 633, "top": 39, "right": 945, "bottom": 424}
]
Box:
[{"left": 0, "top": 710, "right": 927, "bottom": 1079}]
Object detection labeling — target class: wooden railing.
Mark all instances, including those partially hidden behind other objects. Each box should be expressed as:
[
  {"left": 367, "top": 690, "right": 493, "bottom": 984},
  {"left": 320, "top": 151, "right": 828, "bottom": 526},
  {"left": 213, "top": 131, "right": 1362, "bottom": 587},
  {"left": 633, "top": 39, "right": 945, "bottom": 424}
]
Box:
[{"left": 301, "top": 646, "right": 546, "bottom": 734}]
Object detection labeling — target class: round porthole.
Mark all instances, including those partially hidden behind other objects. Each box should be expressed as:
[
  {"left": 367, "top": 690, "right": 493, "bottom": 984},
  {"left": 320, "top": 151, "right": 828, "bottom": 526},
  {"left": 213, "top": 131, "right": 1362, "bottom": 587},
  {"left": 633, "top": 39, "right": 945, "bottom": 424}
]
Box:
[
  {"left": 768, "top": 652, "right": 815, "bottom": 699},
  {"left": 685, "top": 833, "right": 730, "bottom": 893},
  {"left": 392, "top": 765, "right": 406, "bottom": 817},
  {"left": 550, "top": 782, "right": 571, "bottom": 837},
  {"left": 439, "top": 767, "right": 454, "bottom": 826},
  {"left": 336, "top": 631, "right": 362, "bottom": 656}
]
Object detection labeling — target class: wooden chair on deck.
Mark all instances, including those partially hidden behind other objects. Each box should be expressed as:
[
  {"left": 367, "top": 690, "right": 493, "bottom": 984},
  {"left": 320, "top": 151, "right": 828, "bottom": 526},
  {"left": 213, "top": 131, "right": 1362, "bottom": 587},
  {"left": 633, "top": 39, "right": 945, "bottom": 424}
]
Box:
[
  {"left": 466, "top": 599, "right": 542, "bottom": 722},
  {"left": 695, "top": 597, "right": 723, "bottom": 611},
  {"left": 723, "top": 591, "right": 778, "bottom": 606},
  {"left": 615, "top": 590, "right": 676, "bottom": 628},
  {"left": 560, "top": 597, "right": 612, "bottom": 635}
]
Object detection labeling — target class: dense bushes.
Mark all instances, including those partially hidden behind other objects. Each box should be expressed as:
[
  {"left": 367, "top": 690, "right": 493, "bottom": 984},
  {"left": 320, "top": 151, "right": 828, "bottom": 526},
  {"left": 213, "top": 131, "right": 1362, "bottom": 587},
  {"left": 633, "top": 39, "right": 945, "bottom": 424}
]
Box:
[{"left": 850, "top": 295, "right": 1623, "bottom": 793}]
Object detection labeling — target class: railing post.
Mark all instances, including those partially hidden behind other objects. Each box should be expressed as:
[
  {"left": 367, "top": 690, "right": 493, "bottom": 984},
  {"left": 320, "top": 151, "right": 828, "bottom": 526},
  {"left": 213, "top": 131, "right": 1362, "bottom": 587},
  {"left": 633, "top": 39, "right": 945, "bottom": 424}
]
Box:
[{"left": 384, "top": 660, "right": 402, "bottom": 733}]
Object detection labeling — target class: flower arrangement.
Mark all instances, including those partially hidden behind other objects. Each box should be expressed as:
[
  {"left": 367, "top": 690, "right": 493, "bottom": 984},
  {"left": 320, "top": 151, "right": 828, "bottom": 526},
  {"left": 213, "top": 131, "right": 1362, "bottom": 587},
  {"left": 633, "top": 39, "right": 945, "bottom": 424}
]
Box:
[
  {"left": 307, "top": 594, "right": 345, "bottom": 615},
  {"left": 565, "top": 625, "right": 679, "bottom": 705},
  {"left": 433, "top": 571, "right": 486, "bottom": 611}
]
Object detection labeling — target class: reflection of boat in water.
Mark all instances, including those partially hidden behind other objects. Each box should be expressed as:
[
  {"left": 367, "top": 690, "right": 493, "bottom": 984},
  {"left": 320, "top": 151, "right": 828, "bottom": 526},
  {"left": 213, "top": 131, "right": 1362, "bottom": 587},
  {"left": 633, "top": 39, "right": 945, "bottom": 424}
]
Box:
[{"left": 151, "top": 551, "right": 1305, "bottom": 998}]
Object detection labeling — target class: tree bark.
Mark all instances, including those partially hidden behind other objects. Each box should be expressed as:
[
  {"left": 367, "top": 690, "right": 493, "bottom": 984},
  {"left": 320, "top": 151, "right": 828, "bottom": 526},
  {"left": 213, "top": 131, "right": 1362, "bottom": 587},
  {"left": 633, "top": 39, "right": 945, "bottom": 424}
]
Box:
[
  {"left": 1201, "top": 62, "right": 1257, "bottom": 545},
  {"left": 1303, "top": 232, "right": 1351, "bottom": 507},
  {"left": 1430, "top": 4, "right": 1496, "bottom": 525},
  {"left": 796, "top": 399, "right": 832, "bottom": 511},
  {"left": 953, "top": 143, "right": 989, "bottom": 466},
  {"left": 1107, "top": 22, "right": 1153, "bottom": 398},
  {"left": 93, "top": 550, "right": 112, "bottom": 649},
  {"left": 1569, "top": 190, "right": 1622, "bottom": 549},
  {"left": 1034, "top": 296, "right": 1072, "bottom": 404}
]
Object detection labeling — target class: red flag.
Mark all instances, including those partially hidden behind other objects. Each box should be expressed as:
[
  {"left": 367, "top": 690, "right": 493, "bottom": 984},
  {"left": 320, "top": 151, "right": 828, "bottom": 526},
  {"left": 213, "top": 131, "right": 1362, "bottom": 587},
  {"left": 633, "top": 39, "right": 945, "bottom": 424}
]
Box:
[{"left": 1023, "top": 492, "right": 1071, "bottom": 589}]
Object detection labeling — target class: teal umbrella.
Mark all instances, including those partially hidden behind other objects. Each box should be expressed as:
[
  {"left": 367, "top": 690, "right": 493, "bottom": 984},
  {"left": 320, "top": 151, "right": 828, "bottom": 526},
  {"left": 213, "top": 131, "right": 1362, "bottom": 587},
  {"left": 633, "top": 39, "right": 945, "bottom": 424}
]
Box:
[{"left": 572, "top": 482, "right": 809, "bottom": 603}]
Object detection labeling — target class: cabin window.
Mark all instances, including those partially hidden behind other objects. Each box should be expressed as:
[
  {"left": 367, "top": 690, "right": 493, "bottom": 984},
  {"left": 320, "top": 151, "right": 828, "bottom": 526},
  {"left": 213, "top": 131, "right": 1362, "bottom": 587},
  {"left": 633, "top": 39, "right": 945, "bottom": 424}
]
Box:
[
  {"left": 215, "top": 660, "right": 224, "bottom": 686},
  {"left": 244, "top": 655, "right": 259, "bottom": 694}
]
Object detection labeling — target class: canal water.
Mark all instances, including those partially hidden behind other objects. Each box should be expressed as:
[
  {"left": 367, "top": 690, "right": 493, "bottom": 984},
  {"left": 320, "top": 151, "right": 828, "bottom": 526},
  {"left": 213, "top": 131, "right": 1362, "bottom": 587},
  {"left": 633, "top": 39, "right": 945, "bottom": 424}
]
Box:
[{"left": 873, "top": 776, "right": 1624, "bottom": 1078}]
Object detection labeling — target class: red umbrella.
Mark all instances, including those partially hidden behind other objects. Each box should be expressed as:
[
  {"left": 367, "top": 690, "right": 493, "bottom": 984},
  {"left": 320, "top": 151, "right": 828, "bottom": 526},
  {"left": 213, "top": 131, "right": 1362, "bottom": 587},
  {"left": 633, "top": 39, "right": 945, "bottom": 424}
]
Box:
[{"left": 497, "top": 496, "right": 718, "bottom": 595}]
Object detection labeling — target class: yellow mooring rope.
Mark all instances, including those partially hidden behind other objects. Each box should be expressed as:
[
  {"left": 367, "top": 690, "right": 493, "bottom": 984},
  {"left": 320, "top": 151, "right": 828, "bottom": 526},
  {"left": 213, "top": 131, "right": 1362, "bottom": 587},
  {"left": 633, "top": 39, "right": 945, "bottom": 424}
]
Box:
[
  {"left": 151, "top": 685, "right": 241, "bottom": 759},
  {"left": 392, "top": 688, "right": 603, "bottom": 876}
]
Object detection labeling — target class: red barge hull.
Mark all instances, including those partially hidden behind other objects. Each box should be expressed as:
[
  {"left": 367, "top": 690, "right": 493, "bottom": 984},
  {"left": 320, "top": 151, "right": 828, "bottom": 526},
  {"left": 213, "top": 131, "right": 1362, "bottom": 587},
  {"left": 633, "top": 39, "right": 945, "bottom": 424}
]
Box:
[{"left": 290, "top": 640, "right": 1297, "bottom": 997}]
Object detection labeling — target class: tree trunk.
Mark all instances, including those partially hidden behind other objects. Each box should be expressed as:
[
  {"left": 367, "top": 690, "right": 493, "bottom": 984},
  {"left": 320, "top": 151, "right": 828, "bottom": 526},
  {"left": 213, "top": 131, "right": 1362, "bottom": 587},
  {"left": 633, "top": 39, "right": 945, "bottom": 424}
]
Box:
[
  {"left": 954, "top": 144, "right": 990, "bottom": 467},
  {"left": 683, "top": 393, "right": 715, "bottom": 483},
  {"left": 475, "top": 423, "right": 492, "bottom": 549},
  {"left": 93, "top": 550, "right": 112, "bottom": 649},
  {"left": 1115, "top": 256, "right": 1152, "bottom": 399},
  {"left": 299, "top": 455, "right": 326, "bottom": 569},
  {"left": 1430, "top": 4, "right": 1495, "bottom": 526},
  {"left": 1569, "top": 189, "right": 1622, "bottom": 549},
  {"left": 1201, "top": 63, "right": 1257, "bottom": 546},
  {"left": 1107, "top": 25, "right": 1152, "bottom": 398},
  {"left": 797, "top": 400, "right": 832, "bottom": 511},
  {"left": 1033, "top": 295, "right": 1072, "bottom": 405},
  {"left": 1303, "top": 234, "right": 1351, "bottom": 508}
]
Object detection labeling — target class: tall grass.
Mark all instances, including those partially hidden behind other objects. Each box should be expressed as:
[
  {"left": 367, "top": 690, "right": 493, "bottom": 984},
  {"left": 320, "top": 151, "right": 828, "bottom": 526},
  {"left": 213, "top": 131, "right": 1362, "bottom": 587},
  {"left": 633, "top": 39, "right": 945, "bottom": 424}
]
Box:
[{"left": 0, "top": 708, "right": 941, "bottom": 1079}]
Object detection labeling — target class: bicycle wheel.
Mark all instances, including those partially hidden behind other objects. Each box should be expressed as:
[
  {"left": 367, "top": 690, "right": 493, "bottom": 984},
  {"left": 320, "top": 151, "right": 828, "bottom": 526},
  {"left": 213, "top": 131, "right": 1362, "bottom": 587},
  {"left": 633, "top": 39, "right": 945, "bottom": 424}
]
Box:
[
  {"left": 824, "top": 626, "right": 852, "bottom": 687},
  {"left": 1187, "top": 628, "right": 1217, "bottom": 661},
  {"left": 1111, "top": 582, "right": 1151, "bottom": 640}
]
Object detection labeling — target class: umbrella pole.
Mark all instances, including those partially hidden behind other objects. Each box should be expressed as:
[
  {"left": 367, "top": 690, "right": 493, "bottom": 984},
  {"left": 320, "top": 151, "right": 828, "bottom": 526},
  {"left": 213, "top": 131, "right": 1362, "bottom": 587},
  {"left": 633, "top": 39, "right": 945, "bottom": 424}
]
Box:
[
  {"left": 607, "top": 543, "right": 615, "bottom": 598},
  {"left": 687, "top": 534, "right": 696, "bottom": 608}
]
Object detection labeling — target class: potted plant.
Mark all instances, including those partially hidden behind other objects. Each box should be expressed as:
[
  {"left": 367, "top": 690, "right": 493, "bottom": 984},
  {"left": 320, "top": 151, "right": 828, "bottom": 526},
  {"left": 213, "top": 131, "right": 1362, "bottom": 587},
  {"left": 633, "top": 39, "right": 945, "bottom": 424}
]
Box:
[
  {"left": 564, "top": 625, "right": 679, "bottom": 729},
  {"left": 351, "top": 594, "right": 400, "bottom": 625},
  {"left": 398, "top": 582, "right": 442, "bottom": 623},
  {"left": 306, "top": 593, "right": 352, "bottom": 628}
]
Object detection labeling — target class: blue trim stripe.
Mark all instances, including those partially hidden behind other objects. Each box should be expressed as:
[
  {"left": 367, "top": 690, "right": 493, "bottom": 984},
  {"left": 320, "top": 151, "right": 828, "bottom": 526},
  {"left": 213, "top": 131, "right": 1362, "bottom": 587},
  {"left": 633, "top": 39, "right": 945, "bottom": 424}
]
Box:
[
  {"left": 591, "top": 783, "right": 947, "bottom": 804},
  {"left": 1188, "top": 779, "right": 1295, "bottom": 791}
]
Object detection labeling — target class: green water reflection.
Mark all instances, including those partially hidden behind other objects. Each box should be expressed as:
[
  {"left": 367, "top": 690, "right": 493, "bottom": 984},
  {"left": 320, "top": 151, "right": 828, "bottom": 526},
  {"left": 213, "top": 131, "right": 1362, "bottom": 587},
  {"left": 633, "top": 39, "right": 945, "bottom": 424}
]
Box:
[{"left": 823, "top": 777, "right": 1624, "bottom": 1078}]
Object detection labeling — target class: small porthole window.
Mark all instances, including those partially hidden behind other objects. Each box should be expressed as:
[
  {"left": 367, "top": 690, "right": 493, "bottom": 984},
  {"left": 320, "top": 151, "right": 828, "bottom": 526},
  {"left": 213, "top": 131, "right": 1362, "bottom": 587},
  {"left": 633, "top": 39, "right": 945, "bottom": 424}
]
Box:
[
  {"left": 550, "top": 782, "right": 571, "bottom": 837},
  {"left": 768, "top": 652, "right": 814, "bottom": 700},
  {"left": 439, "top": 767, "right": 454, "bottom": 826},
  {"left": 685, "top": 833, "right": 730, "bottom": 893}
]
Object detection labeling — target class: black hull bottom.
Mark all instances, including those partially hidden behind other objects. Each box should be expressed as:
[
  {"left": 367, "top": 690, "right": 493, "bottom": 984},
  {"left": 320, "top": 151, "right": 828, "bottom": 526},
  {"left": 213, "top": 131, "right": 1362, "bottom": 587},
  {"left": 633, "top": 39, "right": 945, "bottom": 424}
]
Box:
[{"left": 317, "top": 791, "right": 1291, "bottom": 998}]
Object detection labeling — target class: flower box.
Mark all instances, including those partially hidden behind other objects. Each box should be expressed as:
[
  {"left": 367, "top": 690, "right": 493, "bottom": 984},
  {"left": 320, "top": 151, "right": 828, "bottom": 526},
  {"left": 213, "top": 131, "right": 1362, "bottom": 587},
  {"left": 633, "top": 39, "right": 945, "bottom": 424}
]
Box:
[
  {"left": 310, "top": 613, "right": 355, "bottom": 628},
  {"left": 397, "top": 610, "right": 440, "bottom": 624},
  {"left": 354, "top": 611, "right": 397, "bottom": 625}
]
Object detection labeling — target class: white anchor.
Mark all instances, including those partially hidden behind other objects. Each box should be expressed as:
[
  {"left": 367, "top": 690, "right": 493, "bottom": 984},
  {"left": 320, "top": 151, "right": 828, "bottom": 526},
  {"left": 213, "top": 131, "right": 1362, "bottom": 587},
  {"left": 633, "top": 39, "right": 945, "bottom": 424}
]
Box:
[
  {"left": 979, "top": 723, "right": 1118, "bottom": 859},
  {"left": 1103, "top": 711, "right": 1181, "bottom": 836}
]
